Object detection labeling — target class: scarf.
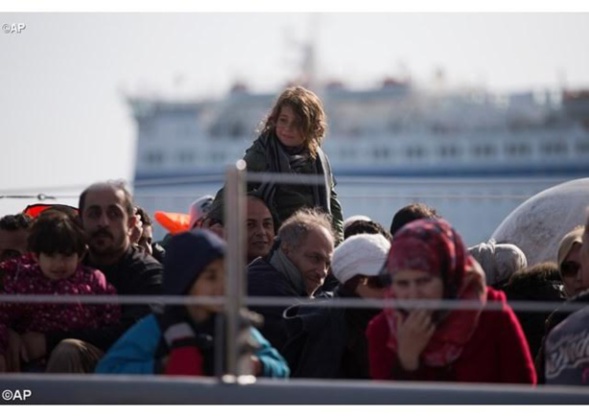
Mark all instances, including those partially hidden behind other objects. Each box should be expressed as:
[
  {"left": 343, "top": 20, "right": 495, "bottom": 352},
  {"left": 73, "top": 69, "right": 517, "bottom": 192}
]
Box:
[
  {"left": 384, "top": 218, "right": 487, "bottom": 367},
  {"left": 257, "top": 132, "right": 332, "bottom": 216},
  {"left": 269, "top": 247, "right": 307, "bottom": 296}
]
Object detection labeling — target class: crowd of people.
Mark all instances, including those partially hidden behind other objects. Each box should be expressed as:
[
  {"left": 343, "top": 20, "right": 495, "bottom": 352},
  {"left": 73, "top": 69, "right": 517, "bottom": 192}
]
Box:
[{"left": 1, "top": 85, "right": 588, "bottom": 388}]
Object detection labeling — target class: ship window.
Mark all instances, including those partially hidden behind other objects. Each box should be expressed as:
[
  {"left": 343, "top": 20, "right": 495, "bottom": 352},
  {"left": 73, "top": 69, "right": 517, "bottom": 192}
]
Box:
[
  {"left": 576, "top": 142, "right": 589, "bottom": 153},
  {"left": 374, "top": 147, "right": 391, "bottom": 159},
  {"left": 439, "top": 146, "right": 459, "bottom": 157},
  {"left": 406, "top": 146, "right": 425, "bottom": 159},
  {"left": 145, "top": 151, "right": 164, "bottom": 165},
  {"left": 472, "top": 144, "right": 496, "bottom": 157},
  {"left": 505, "top": 143, "right": 531, "bottom": 157},
  {"left": 178, "top": 151, "right": 194, "bottom": 164},
  {"left": 211, "top": 151, "right": 226, "bottom": 163},
  {"left": 541, "top": 142, "right": 567, "bottom": 155},
  {"left": 139, "top": 122, "right": 154, "bottom": 139},
  {"left": 520, "top": 144, "right": 531, "bottom": 155}
]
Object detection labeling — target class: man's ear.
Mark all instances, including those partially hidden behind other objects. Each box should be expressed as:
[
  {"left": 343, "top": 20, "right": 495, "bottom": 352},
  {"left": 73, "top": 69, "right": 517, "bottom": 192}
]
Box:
[
  {"left": 281, "top": 243, "right": 290, "bottom": 255},
  {"left": 127, "top": 212, "right": 138, "bottom": 234}
]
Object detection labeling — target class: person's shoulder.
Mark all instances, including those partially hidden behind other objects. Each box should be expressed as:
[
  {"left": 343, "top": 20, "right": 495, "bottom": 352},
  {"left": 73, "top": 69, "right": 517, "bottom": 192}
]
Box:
[
  {"left": 247, "top": 257, "right": 276, "bottom": 276},
  {"left": 366, "top": 310, "right": 388, "bottom": 337},
  {"left": 485, "top": 286, "right": 508, "bottom": 303},
  {"left": 247, "top": 259, "right": 297, "bottom": 296},
  {"left": 290, "top": 301, "right": 338, "bottom": 331},
  {"left": 243, "top": 135, "right": 270, "bottom": 170},
  {"left": 546, "top": 289, "right": 589, "bottom": 331},
  {"left": 124, "top": 246, "right": 163, "bottom": 270},
  {"left": 120, "top": 246, "right": 163, "bottom": 286},
  {"left": 108, "top": 314, "right": 160, "bottom": 350},
  {"left": 1, "top": 256, "right": 42, "bottom": 290},
  {"left": 550, "top": 305, "right": 589, "bottom": 336},
  {"left": 78, "top": 264, "right": 106, "bottom": 281},
  {"left": 544, "top": 305, "right": 589, "bottom": 384}
]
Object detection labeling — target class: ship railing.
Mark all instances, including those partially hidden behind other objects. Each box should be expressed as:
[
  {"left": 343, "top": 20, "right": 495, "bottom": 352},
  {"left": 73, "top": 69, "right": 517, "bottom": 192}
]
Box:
[
  {"left": 0, "top": 166, "right": 587, "bottom": 403},
  {"left": 0, "top": 291, "right": 586, "bottom": 404}
]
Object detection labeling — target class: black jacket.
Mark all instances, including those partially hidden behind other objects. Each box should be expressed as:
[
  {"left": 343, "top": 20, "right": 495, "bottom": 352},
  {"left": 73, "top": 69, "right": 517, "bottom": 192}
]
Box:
[
  {"left": 247, "top": 256, "right": 306, "bottom": 351},
  {"left": 281, "top": 286, "right": 378, "bottom": 379}
]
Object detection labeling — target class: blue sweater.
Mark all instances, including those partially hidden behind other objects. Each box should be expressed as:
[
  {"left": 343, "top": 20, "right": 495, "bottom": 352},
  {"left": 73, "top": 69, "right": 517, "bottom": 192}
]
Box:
[{"left": 95, "top": 314, "right": 289, "bottom": 378}]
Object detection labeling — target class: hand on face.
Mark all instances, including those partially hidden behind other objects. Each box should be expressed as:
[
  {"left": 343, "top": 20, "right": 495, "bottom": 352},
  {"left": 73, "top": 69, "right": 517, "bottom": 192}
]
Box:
[
  {"left": 129, "top": 209, "right": 143, "bottom": 245},
  {"left": 395, "top": 309, "right": 436, "bottom": 371}
]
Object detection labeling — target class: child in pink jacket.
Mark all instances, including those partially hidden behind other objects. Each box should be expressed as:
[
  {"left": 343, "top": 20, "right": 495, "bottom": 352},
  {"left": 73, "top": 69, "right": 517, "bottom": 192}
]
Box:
[{"left": 0, "top": 209, "right": 120, "bottom": 372}]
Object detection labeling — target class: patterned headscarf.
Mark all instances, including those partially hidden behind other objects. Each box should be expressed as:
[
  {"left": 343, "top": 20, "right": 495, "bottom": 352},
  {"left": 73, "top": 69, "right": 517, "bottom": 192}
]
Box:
[{"left": 385, "top": 218, "right": 487, "bottom": 367}]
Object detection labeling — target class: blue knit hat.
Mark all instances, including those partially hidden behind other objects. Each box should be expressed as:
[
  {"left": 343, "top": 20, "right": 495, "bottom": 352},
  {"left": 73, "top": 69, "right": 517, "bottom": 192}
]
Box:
[{"left": 162, "top": 229, "right": 226, "bottom": 295}]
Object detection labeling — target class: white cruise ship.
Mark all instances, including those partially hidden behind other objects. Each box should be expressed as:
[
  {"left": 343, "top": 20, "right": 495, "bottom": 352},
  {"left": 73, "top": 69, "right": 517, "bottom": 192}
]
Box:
[
  {"left": 127, "top": 79, "right": 589, "bottom": 245},
  {"left": 129, "top": 81, "right": 589, "bottom": 185}
]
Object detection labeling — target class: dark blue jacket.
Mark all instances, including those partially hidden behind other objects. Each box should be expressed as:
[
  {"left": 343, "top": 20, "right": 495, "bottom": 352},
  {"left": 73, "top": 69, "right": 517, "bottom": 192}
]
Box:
[
  {"left": 281, "top": 287, "right": 378, "bottom": 379},
  {"left": 247, "top": 257, "right": 306, "bottom": 351}
]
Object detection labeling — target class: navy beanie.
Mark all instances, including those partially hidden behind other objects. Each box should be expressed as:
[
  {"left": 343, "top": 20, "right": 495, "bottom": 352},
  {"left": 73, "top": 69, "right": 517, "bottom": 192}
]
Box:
[{"left": 162, "top": 229, "right": 226, "bottom": 296}]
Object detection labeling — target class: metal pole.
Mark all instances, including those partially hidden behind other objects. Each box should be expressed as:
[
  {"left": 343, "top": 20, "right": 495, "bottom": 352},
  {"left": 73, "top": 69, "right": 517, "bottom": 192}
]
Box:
[{"left": 224, "top": 159, "right": 247, "bottom": 377}]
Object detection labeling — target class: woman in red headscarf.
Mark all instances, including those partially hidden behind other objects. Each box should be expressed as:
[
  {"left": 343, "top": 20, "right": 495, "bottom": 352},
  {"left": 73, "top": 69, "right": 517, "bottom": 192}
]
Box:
[{"left": 366, "top": 218, "right": 536, "bottom": 384}]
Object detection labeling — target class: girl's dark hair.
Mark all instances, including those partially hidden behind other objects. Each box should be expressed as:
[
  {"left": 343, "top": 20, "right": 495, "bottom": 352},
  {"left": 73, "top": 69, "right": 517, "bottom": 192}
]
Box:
[{"left": 27, "top": 209, "right": 88, "bottom": 256}]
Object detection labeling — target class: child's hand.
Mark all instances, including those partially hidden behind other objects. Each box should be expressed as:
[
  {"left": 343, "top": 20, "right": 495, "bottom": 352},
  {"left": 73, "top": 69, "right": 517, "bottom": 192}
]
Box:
[
  {"left": 250, "top": 355, "right": 262, "bottom": 376},
  {"left": 200, "top": 217, "right": 225, "bottom": 239},
  {"left": 129, "top": 207, "right": 143, "bottom": 244}
]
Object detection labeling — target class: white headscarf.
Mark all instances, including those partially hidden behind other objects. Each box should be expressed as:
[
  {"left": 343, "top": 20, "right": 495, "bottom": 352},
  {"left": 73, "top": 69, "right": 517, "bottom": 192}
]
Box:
[{"left": 468, "top": 239, "right": 527, "bottom": 286}]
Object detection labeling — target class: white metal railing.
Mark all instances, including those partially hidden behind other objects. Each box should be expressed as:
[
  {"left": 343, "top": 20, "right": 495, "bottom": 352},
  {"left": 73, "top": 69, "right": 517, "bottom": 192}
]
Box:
[{"left": 0, "top": 293, "right": 582, "bottom": 315}]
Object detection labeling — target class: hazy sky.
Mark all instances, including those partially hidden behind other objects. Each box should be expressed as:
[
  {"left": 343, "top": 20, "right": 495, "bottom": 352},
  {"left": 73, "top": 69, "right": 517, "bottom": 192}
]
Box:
[{"left": 1, "top": 13, "right": 589, "bottom": 211}]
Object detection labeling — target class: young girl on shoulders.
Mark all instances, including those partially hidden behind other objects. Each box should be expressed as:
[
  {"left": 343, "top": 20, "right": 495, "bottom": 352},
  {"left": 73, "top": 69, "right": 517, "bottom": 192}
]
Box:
[{"left": 208, "top": 86, "right": 344, "bottom": 242}]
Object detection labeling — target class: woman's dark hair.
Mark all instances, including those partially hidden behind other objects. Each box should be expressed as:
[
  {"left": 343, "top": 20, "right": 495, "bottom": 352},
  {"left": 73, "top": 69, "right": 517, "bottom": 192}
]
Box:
[
  {"left": 135, "top": 206, "right": 152, "bottom": 226},
  {"left": 344, "top": 219, "right": 392, "bottom": 241},
  {"left": 389, "top": 203, "right": 439, "bottom": 236},
  {"left": 0, "top": 213, "right": 32, "bottom": 231},
  {"left": 27, "top": 209, "right": 88, "bottom": 256}
]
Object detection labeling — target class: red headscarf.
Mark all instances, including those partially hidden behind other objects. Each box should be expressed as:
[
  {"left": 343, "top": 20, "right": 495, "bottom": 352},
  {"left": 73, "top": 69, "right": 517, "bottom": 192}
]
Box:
[{"left": 385, "top": 218, "right": 487, "bottom": 366}]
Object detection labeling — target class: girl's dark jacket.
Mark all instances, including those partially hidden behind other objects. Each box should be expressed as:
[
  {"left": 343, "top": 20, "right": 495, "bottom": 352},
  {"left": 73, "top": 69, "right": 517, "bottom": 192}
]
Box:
[{"left": 209, "top": 133, "right": 344, "bottom": 241}]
